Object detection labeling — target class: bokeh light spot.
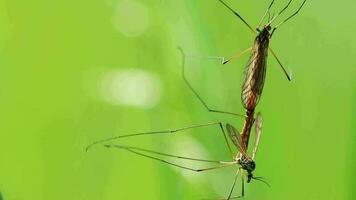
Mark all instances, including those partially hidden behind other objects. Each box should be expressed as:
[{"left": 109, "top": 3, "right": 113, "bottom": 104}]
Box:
[
  {"left": 170, "top": 135, "right": 211, "bottom": 183},
  {"left": 100, "top": 69, "right": 162, "bottom": 109}
]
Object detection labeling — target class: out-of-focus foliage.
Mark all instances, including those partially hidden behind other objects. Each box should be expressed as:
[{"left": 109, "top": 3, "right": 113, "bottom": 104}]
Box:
[{"left": 0, "top": 0, "right": 355, "bottom": 199}]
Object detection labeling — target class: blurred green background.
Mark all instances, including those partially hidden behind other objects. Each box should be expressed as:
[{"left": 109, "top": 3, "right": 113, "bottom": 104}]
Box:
[{"left": 0, "top": 0, "right": 355, "bottom": 199}]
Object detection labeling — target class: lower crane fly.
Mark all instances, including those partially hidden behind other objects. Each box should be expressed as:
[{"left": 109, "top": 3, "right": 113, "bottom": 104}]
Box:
[{"left": 86, "top": 113, "right": 264, "bottom": 199}]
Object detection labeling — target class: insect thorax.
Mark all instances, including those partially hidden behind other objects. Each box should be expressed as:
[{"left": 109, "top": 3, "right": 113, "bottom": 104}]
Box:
[
  {"left": 239, "top": 156, "right": 256, "bottom": 173},
  {"left": 257, "top": 28, "right": 271, "bottom": 45}
]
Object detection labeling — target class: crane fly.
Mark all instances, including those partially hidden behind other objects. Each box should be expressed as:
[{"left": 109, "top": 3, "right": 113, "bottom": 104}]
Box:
[
  {"left": 179, "top": 0, "right": 306, "bottom": 119},
  {"left": 219, "top": 0, "right": 307, "bottom": 110},
  {"left": 86, "top": 113, "right": 264, "bottom": 199},
  {"left": 223, "top": 112, "right": 265, "bottom": 199}
]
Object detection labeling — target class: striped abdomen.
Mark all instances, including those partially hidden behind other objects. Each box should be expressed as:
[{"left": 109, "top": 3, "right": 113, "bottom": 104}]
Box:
[{"left": 240, "top": 109, "right": 255, "bottom": 149}]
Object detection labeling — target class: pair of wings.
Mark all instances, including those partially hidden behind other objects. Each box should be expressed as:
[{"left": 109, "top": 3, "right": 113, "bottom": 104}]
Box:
[{"left": 226, "top": 112, "right": 262, "bottom": 160}]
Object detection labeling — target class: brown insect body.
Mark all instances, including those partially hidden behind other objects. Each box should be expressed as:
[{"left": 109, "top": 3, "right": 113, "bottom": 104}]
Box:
[
  {"left": 240, "top": 109, "right": 255, "bottom": 151},
  {"left": 241, "top": 26, "right": 271, "bottom": 111},
  {"left": 239, "top": 27, "right": 271, "bottom": 152}
]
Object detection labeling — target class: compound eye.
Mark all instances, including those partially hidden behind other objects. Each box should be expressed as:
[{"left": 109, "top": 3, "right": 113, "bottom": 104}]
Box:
[{"left": 250, "top": 161, "right": 256, "bottom": 170}]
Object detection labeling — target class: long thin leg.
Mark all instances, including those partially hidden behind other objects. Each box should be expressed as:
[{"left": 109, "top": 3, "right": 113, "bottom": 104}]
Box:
[
  {"left": 269, "top": 48, "right": 292, "bottom": 81},
  {"left": 217, "top": 0, "right": 256, "bottom": 34},
  {"left": 228, "top": 171, "right": 245, "bottom": 199},
  {"left": 226, "top": 168, "right": 241, "bottom": 200},
  {"left": 272, "top": 0, "right": 307, "bottom": 33},
  {"left": 106, "top": 145, "right": 236, "bottom": 172},
  {"left": 180, "top": 54, "right": 227, "bottom": 64},
  {"left": 257, "top": 0, "right": 275, "bottom": 29},
  {"left": 219, "top": 123, "right": 235, "bottom": 159},
  {"left": 105, "top": 144, "right": 235, "bottom": 164},
  {"left": 267, "top": 0, "right": 293, "bottom": 26},
  {"left": 178, "top": 47, "right": 245, "bottom": 118},
  {"left": 268, "top": 10, "right": 272, "bottom": 22},
  {"left": 241, "top": 172, "right": 245, "bottom": 198},
  {"left": 86, "top": 122, "right": 235, "bottom": 159},
  {"left": 223, "top": 47, "right": 252, "bottom": 65},
  {"left": 87, "top": 122, "right": 221, "bottom": 151}
]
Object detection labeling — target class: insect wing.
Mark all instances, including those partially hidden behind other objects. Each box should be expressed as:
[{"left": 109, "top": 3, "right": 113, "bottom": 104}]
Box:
[
  {"left": 252, "top": 112, "right": 263, "bottom": 160},
  {"left": 241, "top": 43, "right": 267, "bottom": 110},
  {"left": 226, "top": 123, "right": 247, "bottom": 156}
]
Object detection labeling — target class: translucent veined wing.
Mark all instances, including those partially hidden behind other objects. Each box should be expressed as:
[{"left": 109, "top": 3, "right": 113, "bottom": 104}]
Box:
[
  {"left": 252, "top": 112, "right": 263, "bottom": 160},
  {"left": 226, "top": 123, "right": 247, "bottom": 156},
  {"left": 241, "top": 39, "right": 267, "bottom": 110}
]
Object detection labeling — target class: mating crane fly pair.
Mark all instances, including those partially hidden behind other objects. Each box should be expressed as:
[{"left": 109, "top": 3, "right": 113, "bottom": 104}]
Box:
[{"left": 86, "top": 0, "right": 306, "bottom": 198}]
